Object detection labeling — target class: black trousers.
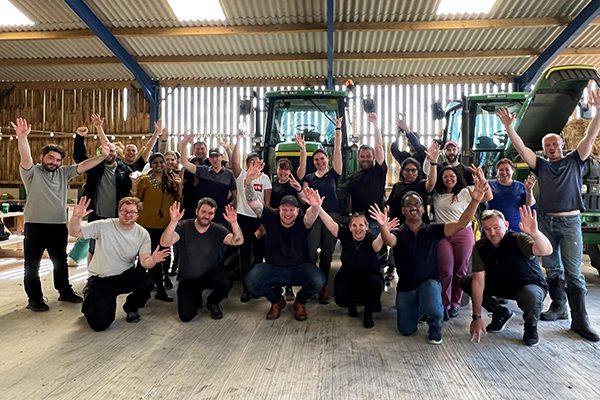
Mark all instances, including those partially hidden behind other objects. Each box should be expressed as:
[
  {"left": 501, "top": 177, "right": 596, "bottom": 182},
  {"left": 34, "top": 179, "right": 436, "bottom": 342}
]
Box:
[
  {"left": 237, "top": 214, "right": 265, "bottom": 283},
  {"left": 177, "top": 268, "right": 233, "bottom": 322},
  {"left": 23, "top": 223, "right": 73, "bottom": 301},
  {"left": 81, "top": 267, "right": 154, "bottom": 332},
  {"left": 333, "top": 267, "right": 383, "bottom": 313},
  {"left": 143, "top": 227, "right": 171, "bottom": 293}
]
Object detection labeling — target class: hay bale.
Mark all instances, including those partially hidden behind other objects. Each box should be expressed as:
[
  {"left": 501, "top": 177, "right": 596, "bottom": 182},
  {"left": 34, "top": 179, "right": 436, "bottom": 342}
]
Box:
[{"left": 562, "top": 118, "right": 600, "bottom": 156}]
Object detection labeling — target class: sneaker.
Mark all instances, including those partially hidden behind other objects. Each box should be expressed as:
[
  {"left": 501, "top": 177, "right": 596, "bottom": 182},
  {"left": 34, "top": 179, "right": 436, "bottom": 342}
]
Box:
[
  {"left": 448, "top": 306, "right": 459, "bottom": 318},
  {"left": 284, "top": 286, "right": 296, "bottom": 302},
  {"left": 58, "top": 291, "right": 83, "bottom": 303},
  {"left": 123, "top": 305, "right": 140, "bottom": 323},
  {"left": 206, "top": 303, "right": 223, "bottom": 320},
  {"left": 523, "top": 325, "right": 540, "bottom": 347},
  {"left": 486, "top": 306, "right": 514, "bottom": 333},
  {"left": 26, "top": 298, "right": 49, "bottom": 312},
  {"left": 318, "top": 286, "right": 330, "bottom": 305},
  {"left": 427, "top": 330, "right": 443, "bottom": 345}
]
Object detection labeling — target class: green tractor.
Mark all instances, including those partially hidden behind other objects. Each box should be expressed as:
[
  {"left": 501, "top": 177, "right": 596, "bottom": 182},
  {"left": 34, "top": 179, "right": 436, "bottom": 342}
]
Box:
[
  {"left": 245, "top": 88, "right": 359, "bottom": 210},
  {"left": 442, "top": 65, "right": 600, "bottom": 273}
]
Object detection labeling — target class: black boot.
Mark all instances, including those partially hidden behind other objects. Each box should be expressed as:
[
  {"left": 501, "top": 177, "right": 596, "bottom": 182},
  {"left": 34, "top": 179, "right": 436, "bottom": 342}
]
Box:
[
  {"left": 566, "top": 286, "right": 600, "bottom": 342},
  {"left": 540, "top": 277, "right": 568, "bottom": 321}
]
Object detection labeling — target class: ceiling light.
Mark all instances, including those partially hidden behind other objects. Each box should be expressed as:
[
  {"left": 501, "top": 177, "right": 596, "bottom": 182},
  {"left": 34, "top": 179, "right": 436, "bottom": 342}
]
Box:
[
  {"left": 167, "top": 0, "right": 226, "bottom": 21},
  {"left": 0, "top": 0, "right": 34, "bottom": 26},
  {"left": 436, "top": 0, "right": 496, "bottom": 15}
]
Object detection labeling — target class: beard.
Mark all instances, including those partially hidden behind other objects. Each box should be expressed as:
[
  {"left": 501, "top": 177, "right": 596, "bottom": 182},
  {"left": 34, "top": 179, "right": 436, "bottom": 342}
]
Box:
[
  {"left": 41, "top": 162, "right": 59, "bottom": 172},
  {"left": 446, "top": 154, "right": 458, "bottom": 163}
]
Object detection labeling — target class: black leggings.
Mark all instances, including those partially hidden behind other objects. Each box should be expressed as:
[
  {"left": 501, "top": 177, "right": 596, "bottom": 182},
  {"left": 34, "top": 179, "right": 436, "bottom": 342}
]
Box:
[{"left": 334, "top": 267, "right": 383, "bottom": 313}]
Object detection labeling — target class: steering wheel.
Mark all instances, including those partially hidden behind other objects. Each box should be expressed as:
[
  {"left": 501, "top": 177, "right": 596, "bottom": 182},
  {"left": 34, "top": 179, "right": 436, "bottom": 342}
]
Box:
[{"left": 296, "top": 124, "right": 320, "bottom": 141}]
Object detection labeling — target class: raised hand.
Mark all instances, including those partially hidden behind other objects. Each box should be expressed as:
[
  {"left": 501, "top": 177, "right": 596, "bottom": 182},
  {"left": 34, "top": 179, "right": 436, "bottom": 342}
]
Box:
[
  {"left": 11, "top": 117, "right": 31, "bottom": 139},
  {"left": 76, "top": 127, "right": 88, "bottom": 136},
  {"left": 246, "top": 159, "right": 264, "bottom": 181},
  {"left": 160, "top": 127, "right": 169, "bottom": 142},
  {"left": 169, "top": 201, "right": 184, "bottom": 222},
  {"left": 295, "top": 134, "right": 306, "bottom": 150},
  {"left": 180, "top": 133, "right": 194, "bottom": 146},
  {"left": 154, "top": 119, "right": 162, "bottom": 133},
  {"left": 150, "top": 246, "right": 171, "bottom": 264},
  {"left": 524, "top": 174, "right": 536, "bottom": 191},
  {"left": 497, "top": 107, "right": 516, "bottom": 128},
  {"left": 335, "top": 117, "right": 344, "bottom": 129},
  {"left": 468, "top": 169, "right": 489, "bottom": 203},
  {"left": 288, "top": 173, "right": 301, "bottom": 191},
  {"left": 304, "top": 187, "right": 323, "bottom": 207},
  {"left": 90, "top": 113, "right": 103, "bottom": 128},
  {"left": 518, "top": 205, "right": 538, "bottom": 235},
  {"left": 368, "top": 203, "right": 388, "bottom": 226},
  {"left": 396, "top": 112, "right": 409, "bottom": 132},
  {"left": 172, "top": 174, "right": 182, "bottom": 186},
  {"left": 223, "top": 204, "right": 238, "bottom": 224},
  {"left": 73, "top": 196, "right": 93, "bottom": 219},
  {"left": 367, "top": 112, "right": 378, "bottom": 124},
  {"left": 589, "top": 87, "right": 600, "bottom": 111},
  {"left": 385, "top": 216, "right": 400, "bottom": 232},
  {"left": 425, "top": 140, "right": 441, "bottom": 162}
]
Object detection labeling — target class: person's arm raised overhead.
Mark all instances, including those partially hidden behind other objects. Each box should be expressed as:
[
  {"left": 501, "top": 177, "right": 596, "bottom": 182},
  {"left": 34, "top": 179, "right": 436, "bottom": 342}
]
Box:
[
  {"left": 332, "top": 117, "right": 343, "bottom": 175},
  {"left": 77, "top": 143, "right": 110, "bottom": 174},
  {"left": 73, "top": 126, "right": 90, "bottom": 163},
  {"left": 13, "top": 118, "right": 33, "bottom": 170},
  {"left": 138, "top": 119, "right": 163, "bottom": 163},
  {"left": 90, "top": 113, "right": 109, "bottom": 146},
  {"left": 178, "top": 134, "right": 198, "bottom": 175},
  {"left": 296, "top": 134, "right": 307, "bottom": 180},
  {"left": 368, "top": 112, "right": 385, "bottom": 165},
  {"left": 160, "top": 201, "right": 183, "bottom": 247},
  {"left": 577, "top": 87, "right": 600, "bottom": 161},
  {"left": 497, "top": 107, "right": 537, "bottom": 169},
  {"left": 424, "top": 141, "right": 441, "bottom": 192},
  {"left": 231, "top": 130, "right": 244, "bottom": 179},
  {"left": 303, "top": 187, "right": 324, "bottom": 228},
  {"left": 244, "top": 159, "right": 266, "bottom": 217}
]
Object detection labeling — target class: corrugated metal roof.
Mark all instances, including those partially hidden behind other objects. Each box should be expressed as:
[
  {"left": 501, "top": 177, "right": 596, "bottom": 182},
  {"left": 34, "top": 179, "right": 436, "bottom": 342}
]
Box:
[{"left": 0, "top": 0, "right": 598, "bottom": 83}]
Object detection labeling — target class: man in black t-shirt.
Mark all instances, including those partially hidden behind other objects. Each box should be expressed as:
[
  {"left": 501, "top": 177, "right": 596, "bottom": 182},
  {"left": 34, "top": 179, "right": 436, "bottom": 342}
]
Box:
[
  {"left": 160, "top": 197, "right": 243, "bottom": 322},
  {"left": 346, "top": 112, "right": 387, "bottom": 233},
  {"left": 243, "top": 160, "right": 325, "bottom": 321},
  {"left": 376, "top": 168, "right": 488, "bottom": 345},
  {"left": 462, "top": 207, "right": 551, "bottom": 347}
]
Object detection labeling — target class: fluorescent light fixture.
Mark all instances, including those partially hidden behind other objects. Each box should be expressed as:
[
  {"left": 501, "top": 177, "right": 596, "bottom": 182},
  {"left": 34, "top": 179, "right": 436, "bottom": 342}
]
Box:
[
  {"left": 0, "top": 0, "right": 34, "bottom": 26},
  {"left": 167, "top": 0, "right": 226, "bottom": 21},
  {"left": 436, "top": 0, "right": 496, "bottom": 15}
]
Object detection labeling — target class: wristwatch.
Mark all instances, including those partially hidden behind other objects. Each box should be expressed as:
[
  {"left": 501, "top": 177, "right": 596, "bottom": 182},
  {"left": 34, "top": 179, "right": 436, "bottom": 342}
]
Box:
[{"left": 472, "top": 314, "right": 481, "bottom": 320}]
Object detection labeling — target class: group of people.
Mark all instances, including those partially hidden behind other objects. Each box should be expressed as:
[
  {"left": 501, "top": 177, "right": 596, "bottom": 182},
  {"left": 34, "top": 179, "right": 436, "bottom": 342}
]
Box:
[{"left": 13, "top": 88, "right": 600, "bottom": 346}]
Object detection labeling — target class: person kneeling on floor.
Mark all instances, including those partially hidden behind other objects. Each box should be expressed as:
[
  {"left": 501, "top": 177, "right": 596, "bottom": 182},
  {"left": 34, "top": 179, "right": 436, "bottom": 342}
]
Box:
[
  {"left": 68, "top": 196, "right": 170, "bottom": 331},
  {"left": 463, "top": 206, "right": 552, "bottom": 347},
  {"left": 160, "top": 198, "right": 243, "bottom": 322}
]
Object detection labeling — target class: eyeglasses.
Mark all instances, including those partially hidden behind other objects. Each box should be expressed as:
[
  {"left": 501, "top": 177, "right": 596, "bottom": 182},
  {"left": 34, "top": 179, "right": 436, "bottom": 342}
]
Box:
[
  {"left": 119, "top": 210, "right": 139, "bottom": 216},
  {"left": 402, "top": 202, "right": 422, "bottom": 209},
  {"left": 404, "top": 168, "right": 419, "bottom": 174}
]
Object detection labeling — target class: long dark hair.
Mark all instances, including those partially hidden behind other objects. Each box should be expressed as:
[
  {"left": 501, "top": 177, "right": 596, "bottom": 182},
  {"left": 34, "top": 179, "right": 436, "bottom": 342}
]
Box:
[
  {"left": 434, "top": 165, "right": 466, "bottom": 198},
  {"left": 149, "top": 153, "right": 178, "bottom": 197}
]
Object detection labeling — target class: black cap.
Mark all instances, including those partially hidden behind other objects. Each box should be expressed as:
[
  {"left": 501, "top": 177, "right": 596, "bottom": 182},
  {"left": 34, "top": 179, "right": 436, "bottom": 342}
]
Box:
[
  {"left": 208, "top": 148, "right": 222, "bottom": 157},
  {"left": 279, "top": 195, "right": 299, "bottom": 208}
]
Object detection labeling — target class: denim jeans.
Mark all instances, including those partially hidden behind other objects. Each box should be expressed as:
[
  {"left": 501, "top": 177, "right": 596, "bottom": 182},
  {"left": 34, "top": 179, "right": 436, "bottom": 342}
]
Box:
[
  {"left": 537, "top": 214, "right": 586, "bottom": 290},
  {"left": 395, "top": 279, "right": 443, "bottom": 336},
  {"left": 460, "top": 275, "right": 547, "bottom": 327},
  {"left": 245, "top": 262, "right": 325, "bottom": 304}
]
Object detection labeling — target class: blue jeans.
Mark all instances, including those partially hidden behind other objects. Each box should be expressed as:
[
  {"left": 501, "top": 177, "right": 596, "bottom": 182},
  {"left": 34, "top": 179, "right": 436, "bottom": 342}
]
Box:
[
  {"left": 395, "top": 279, "right": 443, "bottom": 336},
  {"left": 537, "top": 214, "right": 586, "bottom": 290},
  {"left": 245, "top": 262, "right": 325, "bottom": 304}
]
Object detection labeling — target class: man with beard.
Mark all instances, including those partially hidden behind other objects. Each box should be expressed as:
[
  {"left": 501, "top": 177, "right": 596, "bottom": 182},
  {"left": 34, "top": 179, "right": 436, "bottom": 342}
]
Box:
[
  {"left": 346, "top": 112, "right": 387, "bottom": 233},
  {"left": 160, "top": 198, "right": 243, "bottom": 322},
  {"left": 497, "top": 90, "right": 600, "bottom": 342},
  {"left": 73, "top": 121, "right": 136, "bottom": 262},
  {"left": 180, "top": 140, "right": 209, "bottom": 220},
  {"left": 15, "top": 117, "right": 110, "bottom": 312},
  {"left": 68, "top": 196, "right": 170, "bottom": 331},
  {"left": 424, "top": 140, "right": 474, "bottom": 186},
  {"left": 179, "top": 135, "right": 237, "bottom": 225}
]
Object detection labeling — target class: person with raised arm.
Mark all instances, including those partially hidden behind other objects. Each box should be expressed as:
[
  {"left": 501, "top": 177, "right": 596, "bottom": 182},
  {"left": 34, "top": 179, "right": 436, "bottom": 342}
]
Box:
[
  {"left": 68, "top": 196, "right": 169, "bottom": 330},
  {"left": 160, "top": 199, "right": 243, "bottom": 321},
  {"left": 242, "top": 159, "right": 325, "bottom": 321},
  {"left": 16, "top": 117, "right": 109, "bottom": 311},
  {"left": 298, "top": 117, "right": 343, "bottom": 304},
  {"left": 464, "top": 206, "right": 552, "bottom": 346},
  {"left": 497, "top": 87, "right": 600, "bottom": 342},
  {"left": 374, "top": 169, "right": 489, "bottom": 345}
]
